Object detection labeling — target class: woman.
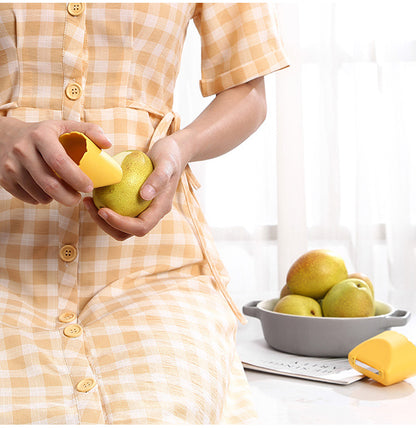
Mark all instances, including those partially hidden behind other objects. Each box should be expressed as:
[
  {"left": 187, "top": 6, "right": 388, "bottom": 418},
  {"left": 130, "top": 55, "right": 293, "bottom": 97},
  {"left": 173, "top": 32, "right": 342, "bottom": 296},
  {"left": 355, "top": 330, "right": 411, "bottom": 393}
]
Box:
[{"left": 0, "top": 3, "right": 288, "bottom": 424}]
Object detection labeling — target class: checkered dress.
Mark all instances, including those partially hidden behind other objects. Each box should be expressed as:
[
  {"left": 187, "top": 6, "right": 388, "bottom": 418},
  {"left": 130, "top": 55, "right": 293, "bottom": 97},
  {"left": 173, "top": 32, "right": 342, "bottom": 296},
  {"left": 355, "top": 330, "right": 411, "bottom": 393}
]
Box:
[{"left": 0, "top": 3, "right": 288, "bottom": 424}]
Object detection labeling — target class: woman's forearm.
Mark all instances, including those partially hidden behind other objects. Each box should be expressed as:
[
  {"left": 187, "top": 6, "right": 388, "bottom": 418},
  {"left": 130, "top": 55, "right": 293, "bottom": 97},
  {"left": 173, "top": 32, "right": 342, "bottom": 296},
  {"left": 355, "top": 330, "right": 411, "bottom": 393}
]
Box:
[
  {"left": 86, "top": 76, "right": 267, "bottom": 239},
  {"left": 175, "top": 76, "right": 267, "bottom": 164}
]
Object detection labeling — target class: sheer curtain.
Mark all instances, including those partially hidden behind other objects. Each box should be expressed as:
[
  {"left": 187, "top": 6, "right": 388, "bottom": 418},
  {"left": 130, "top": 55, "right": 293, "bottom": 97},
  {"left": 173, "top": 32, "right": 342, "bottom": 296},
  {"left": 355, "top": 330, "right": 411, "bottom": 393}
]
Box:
[{"left": 174, "top": 1, "right": 416, "bottom": 312}]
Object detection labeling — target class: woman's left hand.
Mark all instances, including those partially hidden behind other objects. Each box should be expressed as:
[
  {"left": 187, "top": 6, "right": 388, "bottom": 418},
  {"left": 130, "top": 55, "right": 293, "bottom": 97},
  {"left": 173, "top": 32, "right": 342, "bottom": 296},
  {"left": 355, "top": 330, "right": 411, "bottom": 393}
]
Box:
[{"left": 83, "top": 135, "right": 189, "bottom": 240}]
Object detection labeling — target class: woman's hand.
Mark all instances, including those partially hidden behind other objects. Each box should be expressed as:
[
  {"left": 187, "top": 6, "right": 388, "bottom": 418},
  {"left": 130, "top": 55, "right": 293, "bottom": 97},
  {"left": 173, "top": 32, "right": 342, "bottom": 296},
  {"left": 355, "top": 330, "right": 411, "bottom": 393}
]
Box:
[
  {"left": 84, "top": 76, "right": 267, "bottom": 239},
  {"left": 0, "top": 118, "right": 111, "bottom": 206},
  {"left": 83, "top": 135, "right": 189, "bottom": 241}
]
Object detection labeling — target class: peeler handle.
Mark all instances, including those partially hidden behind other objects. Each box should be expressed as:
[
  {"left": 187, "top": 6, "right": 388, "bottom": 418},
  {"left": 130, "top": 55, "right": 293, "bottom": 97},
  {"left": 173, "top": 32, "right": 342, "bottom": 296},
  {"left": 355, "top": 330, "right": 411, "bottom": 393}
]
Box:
[
  {"left": 384, "top": 309, "right": 411, "bottom": 327},
  {"left": 242, "top": 300, "right": 261, "bottom": 319}
]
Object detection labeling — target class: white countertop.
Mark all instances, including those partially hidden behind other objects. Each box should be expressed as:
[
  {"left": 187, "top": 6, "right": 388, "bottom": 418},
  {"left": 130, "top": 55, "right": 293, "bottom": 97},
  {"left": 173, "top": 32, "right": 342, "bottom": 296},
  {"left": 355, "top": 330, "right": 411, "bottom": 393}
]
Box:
[{"left": 242, "top": 315, "right": 416, "bottom": 425}]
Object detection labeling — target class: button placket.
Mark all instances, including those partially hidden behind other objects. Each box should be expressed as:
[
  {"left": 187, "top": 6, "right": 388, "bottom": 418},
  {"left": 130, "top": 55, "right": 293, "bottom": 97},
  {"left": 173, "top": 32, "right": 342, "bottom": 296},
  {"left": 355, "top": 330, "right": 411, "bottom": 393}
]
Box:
[
  {"left": 59, "top": 5, "right": 103, "bottom": 419},
  {"left": 62, "top": 2, "right": 86, "bottom": 121}
]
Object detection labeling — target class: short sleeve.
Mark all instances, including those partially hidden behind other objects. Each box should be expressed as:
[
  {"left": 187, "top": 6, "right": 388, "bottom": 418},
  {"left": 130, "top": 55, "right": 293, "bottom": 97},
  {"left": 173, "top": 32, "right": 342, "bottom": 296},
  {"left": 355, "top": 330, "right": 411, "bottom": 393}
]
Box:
[{"left": 193, "top": 3, "right": 289, "bottom": 97}]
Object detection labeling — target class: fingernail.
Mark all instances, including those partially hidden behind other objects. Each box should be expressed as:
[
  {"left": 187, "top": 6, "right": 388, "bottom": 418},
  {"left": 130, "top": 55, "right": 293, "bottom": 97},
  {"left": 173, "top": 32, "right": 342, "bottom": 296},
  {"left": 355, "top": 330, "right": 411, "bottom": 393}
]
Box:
[
  {"left": 85, "top": 184, "right": 94, "bottom": 193},
  {"left": 96, "top": 127, "right": 112, "bottom": 145},
  {"left": 98, "top": 210, "right": 108, "bottom": 220},
  {"left": 141, "top": 184, "right": 156, "bottom": 200}
]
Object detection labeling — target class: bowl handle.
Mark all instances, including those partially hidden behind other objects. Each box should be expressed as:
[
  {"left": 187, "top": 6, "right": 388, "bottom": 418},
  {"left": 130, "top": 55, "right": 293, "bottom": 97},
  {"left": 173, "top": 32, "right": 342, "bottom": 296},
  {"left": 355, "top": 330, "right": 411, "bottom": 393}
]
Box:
[
  {"left": 242, "top": 300, "right": 261, "bottom": 319},
  {"left": 383, "top": 309, "right": 411, "bottom": 327}
]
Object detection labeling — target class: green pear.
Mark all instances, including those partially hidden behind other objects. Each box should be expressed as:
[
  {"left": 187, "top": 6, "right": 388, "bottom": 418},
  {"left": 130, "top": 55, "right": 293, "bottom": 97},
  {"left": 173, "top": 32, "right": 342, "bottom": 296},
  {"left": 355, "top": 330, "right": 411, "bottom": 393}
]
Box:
[
  {"left": 348, "top": 272, "right": 374, "bottom": 297},
  {"left": 321, "top": 278, "right": 375, "bottom": 317},
  {"left": 286, "top": 249, "right": 348, "bottom": 300},
  {"left": 273, "top": 295, "right": 322, "bottom": 317},
  {"left": 93, "top": 150, "right": 153, "bottom": 217}
]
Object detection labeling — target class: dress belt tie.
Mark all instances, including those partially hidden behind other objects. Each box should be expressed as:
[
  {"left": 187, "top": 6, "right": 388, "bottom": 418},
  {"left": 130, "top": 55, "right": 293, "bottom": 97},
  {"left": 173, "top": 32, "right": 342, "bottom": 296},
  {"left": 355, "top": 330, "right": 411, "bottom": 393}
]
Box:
[{"left": 148, "top": 112, "right": 246, "bottom": 324}]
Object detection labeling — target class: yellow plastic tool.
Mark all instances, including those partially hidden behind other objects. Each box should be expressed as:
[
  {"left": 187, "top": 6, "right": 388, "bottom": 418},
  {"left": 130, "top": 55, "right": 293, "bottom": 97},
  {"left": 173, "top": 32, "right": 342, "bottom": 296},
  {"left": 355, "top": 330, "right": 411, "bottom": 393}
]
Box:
[
  {"left": 59, "top": 131, "right": 122, "bottom": 188},
  {"left": 348, "top": 330, "right": 416, "bottom": 386}
]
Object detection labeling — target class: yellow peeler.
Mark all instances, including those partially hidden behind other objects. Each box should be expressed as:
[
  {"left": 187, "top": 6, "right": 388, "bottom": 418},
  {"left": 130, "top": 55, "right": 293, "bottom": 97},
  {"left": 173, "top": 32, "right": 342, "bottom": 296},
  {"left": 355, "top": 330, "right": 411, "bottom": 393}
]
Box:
[
  {"left": 348, "top": 330, "right": 416, "bottom": 386},
  {"left": 59, "top": 131, "right": 122, "bottom": 188}
]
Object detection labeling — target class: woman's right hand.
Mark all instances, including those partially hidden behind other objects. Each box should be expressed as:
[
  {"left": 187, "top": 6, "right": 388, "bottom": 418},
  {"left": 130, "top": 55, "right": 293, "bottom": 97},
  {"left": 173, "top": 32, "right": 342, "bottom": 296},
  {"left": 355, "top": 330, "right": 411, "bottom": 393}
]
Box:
[{"left": 0, "top": 118, "right": 111, "bottom": 206}]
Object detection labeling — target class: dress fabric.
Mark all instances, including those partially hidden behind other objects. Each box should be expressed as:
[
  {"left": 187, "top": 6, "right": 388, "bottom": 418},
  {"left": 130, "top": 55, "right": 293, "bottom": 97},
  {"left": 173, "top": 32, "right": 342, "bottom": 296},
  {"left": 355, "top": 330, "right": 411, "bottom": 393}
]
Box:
[{"left": 0, "top": 3, "right": 288, "bottom": 424}]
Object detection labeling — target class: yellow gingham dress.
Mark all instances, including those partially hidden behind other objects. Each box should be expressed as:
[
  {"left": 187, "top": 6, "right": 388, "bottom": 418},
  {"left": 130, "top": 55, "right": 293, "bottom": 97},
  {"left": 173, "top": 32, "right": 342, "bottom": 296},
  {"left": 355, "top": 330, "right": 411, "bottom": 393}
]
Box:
[{"left": 0, "top": 3, "right": 288, "bottom": 424}]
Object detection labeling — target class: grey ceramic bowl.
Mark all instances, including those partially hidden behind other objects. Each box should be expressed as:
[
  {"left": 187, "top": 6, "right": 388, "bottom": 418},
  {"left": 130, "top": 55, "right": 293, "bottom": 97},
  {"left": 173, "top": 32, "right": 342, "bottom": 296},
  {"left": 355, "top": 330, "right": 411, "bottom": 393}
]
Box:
[{"left": 243, "top": 298, "right": 411, "bottom": 357}]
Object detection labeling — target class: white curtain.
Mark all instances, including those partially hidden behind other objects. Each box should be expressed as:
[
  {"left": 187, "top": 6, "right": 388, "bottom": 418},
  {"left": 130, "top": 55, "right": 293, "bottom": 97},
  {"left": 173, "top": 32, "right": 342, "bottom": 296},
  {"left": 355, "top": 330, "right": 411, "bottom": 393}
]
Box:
[{"left": 174, "top": 1, "right": 416, "bottom": 312}]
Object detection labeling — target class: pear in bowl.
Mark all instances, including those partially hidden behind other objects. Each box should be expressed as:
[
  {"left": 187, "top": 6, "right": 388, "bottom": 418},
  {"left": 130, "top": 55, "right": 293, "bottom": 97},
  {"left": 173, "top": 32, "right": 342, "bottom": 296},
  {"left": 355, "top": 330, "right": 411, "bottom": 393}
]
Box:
[
  {"left": 273, "top": 295, "right": 322, "bottom": 317},
  {"left": 321, "top": 278, "right": 375, "bottom": 317},
  {"left": 286, "top": 249, "right": 348, "bottom": 300}
]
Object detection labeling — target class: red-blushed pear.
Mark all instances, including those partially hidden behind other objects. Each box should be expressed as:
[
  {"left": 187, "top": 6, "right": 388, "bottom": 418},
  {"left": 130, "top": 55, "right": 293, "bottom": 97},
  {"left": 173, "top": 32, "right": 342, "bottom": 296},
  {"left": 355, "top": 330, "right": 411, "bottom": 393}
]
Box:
[
  {"left": 279, "top": 284, "right": 291, "bottom": 298},
  {"left": 273, "top": 295, "right": 322, "bottom": 317},
  {"left": 286, "top": 249, "right": 348, "bottom": 300},
  {"left": 321, "top": 278, "right": 375, "bottom": 318},
  {"left": 348, "top": 272, "right": 374, "bottom": 297}
]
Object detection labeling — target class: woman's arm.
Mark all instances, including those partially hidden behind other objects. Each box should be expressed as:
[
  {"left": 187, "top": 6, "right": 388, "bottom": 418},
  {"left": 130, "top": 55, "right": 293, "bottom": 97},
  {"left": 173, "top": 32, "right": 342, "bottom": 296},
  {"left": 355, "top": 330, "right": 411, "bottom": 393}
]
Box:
[
  {"left": 175, "top": 76, "right": 266, "bottom": 162},
  {"left": 83, "top": 76, "right": 267, "bottom": 240}
]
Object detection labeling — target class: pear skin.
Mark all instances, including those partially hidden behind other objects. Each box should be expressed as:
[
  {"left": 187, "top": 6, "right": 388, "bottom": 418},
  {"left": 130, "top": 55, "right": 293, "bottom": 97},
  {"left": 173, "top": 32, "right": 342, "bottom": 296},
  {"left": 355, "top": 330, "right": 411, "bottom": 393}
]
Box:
[
  {"left": 273, "top": 295, "right": 322, "bottom": 317},
  {"left": 348, "top": 272, "right": 374, "bottom": 297},
  {"left": 321, "top": 278, "right": 375, "bottom": 317},
  {"left": 93, "top": 150, "right": 153, "bottom": 217},
  {"left": 286, "top": 249, "right": 348, "bottom": 300},
  {"left": 279, "top": 284, "right": 291, "bottom": 298}
]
